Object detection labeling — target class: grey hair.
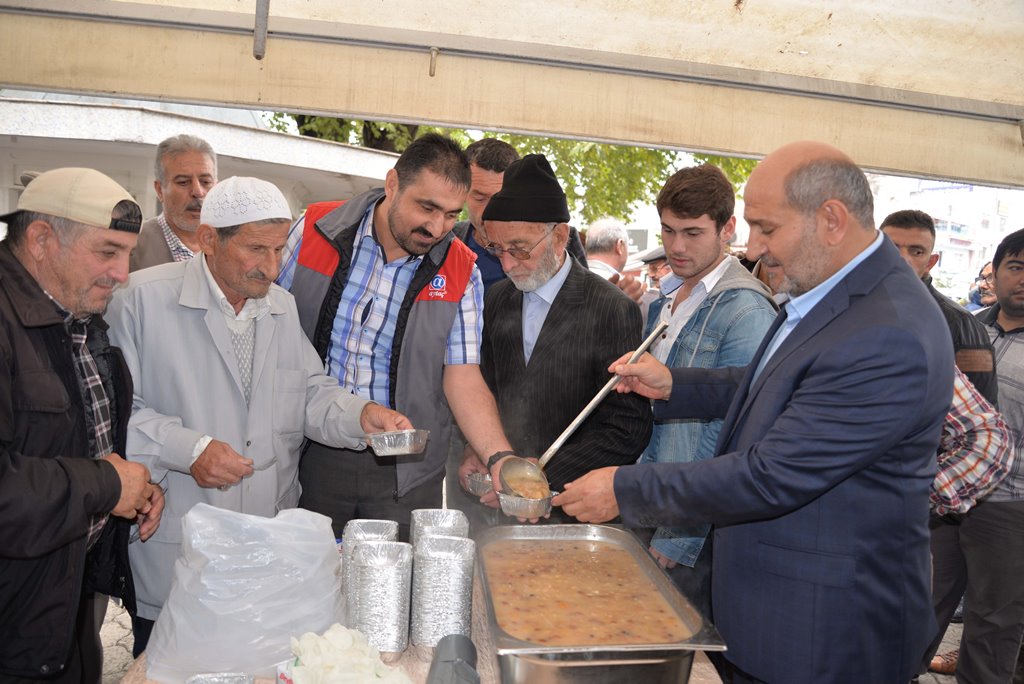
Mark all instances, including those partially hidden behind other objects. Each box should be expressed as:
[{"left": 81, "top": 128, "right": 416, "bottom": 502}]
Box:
[
  {"left": 215, "top": 217, "right": 291, "bottom": 241},
  {"left": 784, "top": 158, "right": 875, "bottom": 230},
  {"left": 585, "top": 217, "right": 629, "bottom": 255},
  {"left": 155, "top": 134, "right": 217, "bottom": 184},
  {"left": 4, "top": 211, "right": 88, "bottom": 248}
]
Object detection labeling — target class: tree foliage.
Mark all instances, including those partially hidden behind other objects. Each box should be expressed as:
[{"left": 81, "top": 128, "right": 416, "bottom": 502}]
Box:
[{"left": 266, "top": 114, "right": 757, "bottom": 223}]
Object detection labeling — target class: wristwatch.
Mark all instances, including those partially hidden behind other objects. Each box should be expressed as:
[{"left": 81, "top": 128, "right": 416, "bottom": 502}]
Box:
[{"left": 486, "top": 450, "right": 516, "bottom": 469}]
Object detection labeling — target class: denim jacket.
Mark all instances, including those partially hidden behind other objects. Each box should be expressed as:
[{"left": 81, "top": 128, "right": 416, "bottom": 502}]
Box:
[{"left": 640, "top": 257, "right": 777, "bottom": 565}]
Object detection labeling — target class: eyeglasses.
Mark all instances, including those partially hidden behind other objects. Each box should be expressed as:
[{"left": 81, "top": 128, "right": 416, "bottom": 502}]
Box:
[
  {"left": 484, "top": 223, "right": 557, "bottom": 261},
  {"left": 978, "top": 273, "right": 994, "bottom": 284}
]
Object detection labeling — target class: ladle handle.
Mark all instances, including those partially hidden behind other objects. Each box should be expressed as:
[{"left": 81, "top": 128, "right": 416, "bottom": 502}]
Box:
[{"left": 537, "top": 320, "right": 669, "bottom": 469}]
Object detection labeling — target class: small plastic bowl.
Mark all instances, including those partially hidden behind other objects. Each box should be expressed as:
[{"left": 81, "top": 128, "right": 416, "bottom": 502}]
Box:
[
  {"left": 368, "top": 429, "right": 430, "bottom": 456},
  {"left": 467, "top": 472, "right": 493, "bottom": 497},
  {"left": 497, "top": 490, "right": 553, "bottom": 518}
]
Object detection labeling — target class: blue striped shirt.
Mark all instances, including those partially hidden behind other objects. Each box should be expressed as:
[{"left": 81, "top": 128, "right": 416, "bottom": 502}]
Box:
[{"left": 278, "top": 202, "right": 484, "bottom": 408}]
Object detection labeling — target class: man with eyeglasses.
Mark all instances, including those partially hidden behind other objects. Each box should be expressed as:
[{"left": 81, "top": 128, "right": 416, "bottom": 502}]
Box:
[{"left": 457, "top": 154, "right": 652, "bottom": 521}]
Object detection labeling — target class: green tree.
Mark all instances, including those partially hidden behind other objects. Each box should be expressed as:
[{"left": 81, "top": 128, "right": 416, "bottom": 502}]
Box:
[{"left": 266, "top": 115, "right": 756, "bottom": 223}]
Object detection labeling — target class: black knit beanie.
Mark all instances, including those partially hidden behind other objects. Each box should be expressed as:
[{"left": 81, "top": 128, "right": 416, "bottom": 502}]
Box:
[{"left": 482, "top": 153, "right": 570, "bottom": 223}]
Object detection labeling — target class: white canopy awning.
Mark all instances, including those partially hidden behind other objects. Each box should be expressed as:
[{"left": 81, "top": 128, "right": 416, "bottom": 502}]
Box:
[{"left": 1, "top": 0, "right": 1021, "bottom": 186}]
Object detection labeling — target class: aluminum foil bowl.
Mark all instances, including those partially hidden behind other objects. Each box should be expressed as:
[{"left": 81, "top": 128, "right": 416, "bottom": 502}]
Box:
[
  {"left": 410, "top": 509, "right": 468, "bottom": 548},
  {"left": 368, "top": 429, "right": 429, "bottom": 456},
  {"left": 467, "top": 472, "right": 493, "bottom": 497},
  {"left": 497, "top": 490, "right": 553, "bottom": 518}
]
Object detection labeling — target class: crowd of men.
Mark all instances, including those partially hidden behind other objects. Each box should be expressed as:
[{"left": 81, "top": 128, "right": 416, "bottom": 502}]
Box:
[{"left": 1, "top": 132, "right": 1022, "bottom": 684}]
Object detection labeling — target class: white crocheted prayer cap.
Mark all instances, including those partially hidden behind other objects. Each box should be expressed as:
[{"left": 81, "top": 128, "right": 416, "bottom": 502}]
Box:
[{"left": 200, "top": 176, "right": 292, "bottom": 228}]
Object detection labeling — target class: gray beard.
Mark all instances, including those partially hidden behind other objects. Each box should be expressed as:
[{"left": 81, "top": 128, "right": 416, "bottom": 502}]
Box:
[{"left": 509, "top": 241, "right": 562, "bottom": 292}]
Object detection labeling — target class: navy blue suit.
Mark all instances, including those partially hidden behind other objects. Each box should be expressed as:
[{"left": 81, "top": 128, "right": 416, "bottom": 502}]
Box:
[{"left": 614, "top": 238, "right": 954, "bottom": 684}]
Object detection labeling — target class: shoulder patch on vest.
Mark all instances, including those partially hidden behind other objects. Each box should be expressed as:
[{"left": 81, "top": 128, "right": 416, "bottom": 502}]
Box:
[
  {"left": 416, "top": 238, "right": 477, "bottom": 302},
  {"left": 297, "top": 201, "right": 346, "bottom": 276}
]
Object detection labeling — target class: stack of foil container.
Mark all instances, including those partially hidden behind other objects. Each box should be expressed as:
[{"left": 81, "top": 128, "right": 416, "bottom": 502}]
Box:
[
  {"left": 351, "top": 540, "right": 414, "bottom": 657},
  {"left": 411, "top": 535, "right": 475, "bottom": 649},
  {"left": 341, "top": 519, "right": 399, "bottom": 627}
]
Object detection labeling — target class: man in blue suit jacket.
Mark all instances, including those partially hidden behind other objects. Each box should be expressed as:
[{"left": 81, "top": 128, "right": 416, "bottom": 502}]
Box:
[{"left": 555, "top": 141, "right": 955, "bottom": 684}]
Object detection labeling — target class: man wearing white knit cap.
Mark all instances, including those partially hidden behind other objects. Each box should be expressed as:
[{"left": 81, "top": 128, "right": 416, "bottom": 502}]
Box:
[{"left": 107, "top": 176, "right": 413, "bottom": 654}]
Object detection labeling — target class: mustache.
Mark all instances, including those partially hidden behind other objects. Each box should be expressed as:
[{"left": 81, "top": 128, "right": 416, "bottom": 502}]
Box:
[
  {"left": 412, "top": 226, "right": 432, "bottom": 239},
  {"left": 186, "top": 200, "right": 203, "bottom": 212},
  {"left": 246, "top": 270, "right": 270, "bottom": 282},
  {"left": 95, "top": 277, "right": 120, "bottom": 290}
]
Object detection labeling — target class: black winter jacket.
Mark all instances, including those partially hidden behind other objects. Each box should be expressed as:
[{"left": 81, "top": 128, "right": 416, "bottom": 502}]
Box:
[{"left": 0, "top": 243, "right": 135, "bottom": 679}]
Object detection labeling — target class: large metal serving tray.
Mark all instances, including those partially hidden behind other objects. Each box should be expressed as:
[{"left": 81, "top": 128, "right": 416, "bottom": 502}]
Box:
[{"left": 476, "top": 524, "right": 725, "bottom": 684}]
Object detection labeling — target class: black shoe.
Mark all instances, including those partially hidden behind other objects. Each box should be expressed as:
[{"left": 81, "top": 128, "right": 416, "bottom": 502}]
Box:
[{"left": 951, "top": 602, "right": 964, "bottom": 624}]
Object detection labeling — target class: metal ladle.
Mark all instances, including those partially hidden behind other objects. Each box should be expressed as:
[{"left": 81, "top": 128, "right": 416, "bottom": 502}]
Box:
[{"left": 499, "top": 321, "right": 670, "bottom": 498}]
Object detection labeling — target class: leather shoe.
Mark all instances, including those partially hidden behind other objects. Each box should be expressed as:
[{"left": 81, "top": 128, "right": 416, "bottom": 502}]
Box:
[{"left": 929, "top": 649, "right": 959, "bottom": 675}]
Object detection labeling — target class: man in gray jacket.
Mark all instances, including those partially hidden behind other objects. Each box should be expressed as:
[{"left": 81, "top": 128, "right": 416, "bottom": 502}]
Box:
[{"left": 108, "top": 176, "right": 409, "bottom": 655}]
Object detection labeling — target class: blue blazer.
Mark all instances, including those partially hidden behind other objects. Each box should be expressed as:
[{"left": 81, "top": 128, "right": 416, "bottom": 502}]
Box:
[{"left": 615, "top": 239, "right": 954, "bottom": 684}]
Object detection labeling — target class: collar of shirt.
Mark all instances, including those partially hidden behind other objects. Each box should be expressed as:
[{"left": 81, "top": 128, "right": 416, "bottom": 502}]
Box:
[
  {"left": 363, "top": 202, "right": 422, "bottom": 267},
  {"left": 669, "top": 254, "right": 736, "bottom": 306},
  {"left": 782, "top": 230, "right": 884, "bottom": 328},
  {"left": 157, "top": 213, "right": 196, "bottom": 262},
  {"left": 981, "top": 304, "right": 1024, "bottom": 335},
  {"left": 200, "top": 253, "right": 271, "bottom": 324},
  {"left": 526, "top": 251, "right": 573, "bottom": 307},
  {"left": 588, "top": 259, "right": 620, "bottom": 280}
]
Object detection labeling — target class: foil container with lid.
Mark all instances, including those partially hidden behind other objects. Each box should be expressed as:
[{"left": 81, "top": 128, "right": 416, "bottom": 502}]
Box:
[
  {"left": 410, "top": 508, "right": 468, "bottom": 547},
  {"left": 350, "top": 540, "right": 413, "bottom": 656},
  {"left": 411, "top": 535, "right": 475, "bottom": 649},
  {"left": 340, "top": 519, "right": 398, "bottom": 626}
]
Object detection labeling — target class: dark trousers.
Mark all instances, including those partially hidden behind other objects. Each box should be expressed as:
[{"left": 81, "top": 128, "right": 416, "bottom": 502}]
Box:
[
  {"left": 299, "top": 441, "right": 444, "bottom": 542},
  {"left": 131, "top": 614, "right": 155, "bottom": 659},
  {"left": 925, "top": 501, "right": 1024, "bottom": 682},
  {"left": 0, "top": 590, "right": 104, "bottom": 684},
  {"left": 955, "top": 499, "right": 1024, "bottom": 683},
  {"left": 920, "top": 513, "right": 968, "bottom": 673}
]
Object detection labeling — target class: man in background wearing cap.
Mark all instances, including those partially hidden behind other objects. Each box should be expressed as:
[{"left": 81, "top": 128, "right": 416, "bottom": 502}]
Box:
[
  {"left": 278, "top": 133, "right": 519, "bottom": 540},
  {"left": 632, "top": 164, "right": 777, "bottom": 619},
  {"left": 0, "top": 168, "right": 163, "bottom": 682},
  {"left": 130, "top": 134, "right": 218, "bottom": 272},
  {"left": 457, "top": 154, "right": 652, "bottom": 519},
  {"left": 107, "top": 176, "right": 411, "bottom": 655}
]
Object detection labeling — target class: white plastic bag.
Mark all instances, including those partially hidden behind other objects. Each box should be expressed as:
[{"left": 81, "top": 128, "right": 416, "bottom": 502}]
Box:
[{"left": 146, "top": 504, "right": 343, "bottom": 683}]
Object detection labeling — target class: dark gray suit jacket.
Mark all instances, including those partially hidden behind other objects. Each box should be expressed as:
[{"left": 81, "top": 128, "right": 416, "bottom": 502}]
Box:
[{"left": 482, "top": 258, "right": 652, "bottom": 492}]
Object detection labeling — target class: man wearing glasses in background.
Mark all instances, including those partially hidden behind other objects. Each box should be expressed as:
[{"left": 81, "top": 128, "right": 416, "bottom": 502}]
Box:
[{"left": 458, "top": 154, "right": 652, "bottom": 520}]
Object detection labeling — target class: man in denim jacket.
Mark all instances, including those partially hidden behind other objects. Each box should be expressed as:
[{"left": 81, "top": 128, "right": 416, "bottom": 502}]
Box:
[{"left": 637, "top": 164, "right": 777, "bottom": 618}]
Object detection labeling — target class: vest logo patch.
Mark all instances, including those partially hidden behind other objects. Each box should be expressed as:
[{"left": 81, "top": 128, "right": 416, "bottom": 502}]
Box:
[{"left": 415, "top": 252, "right": 473, "bottom": 303}]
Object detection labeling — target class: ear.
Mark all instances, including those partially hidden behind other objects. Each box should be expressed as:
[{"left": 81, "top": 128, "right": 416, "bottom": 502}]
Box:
[
  {"left": 553, "top": 223, "right": 571, "bottom": 252},
  {"left": 818, "top": 199, "right": 850, "bottom": 247},
  {"left": 23, "top": 219, "right": 57, "bottom": 262},
  {"left": 383, "top": 168, "right": 399, "bottom": 200},
  {"left": 719, "top": 216, "right": 737, "bottom": 245},
  {"left": 924, "top": 252, "right": 940, "bottom": 274},
  {"left": 196, "top": 223, "right": 218, "bottom": 255},
  {"left": 153, "top": 178, "right": 164, "bottom": 203}
]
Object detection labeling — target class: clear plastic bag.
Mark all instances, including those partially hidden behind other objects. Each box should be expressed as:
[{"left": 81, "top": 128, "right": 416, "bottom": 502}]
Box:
[{"left": 146, "top": 504, "right": 342, "bottom": 683}]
